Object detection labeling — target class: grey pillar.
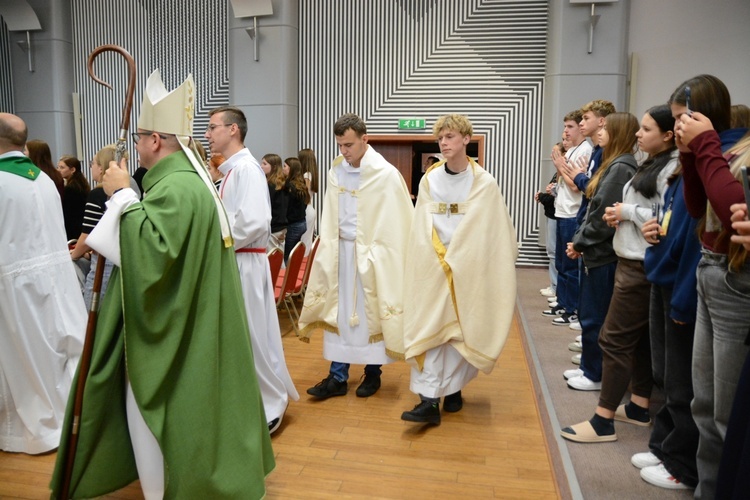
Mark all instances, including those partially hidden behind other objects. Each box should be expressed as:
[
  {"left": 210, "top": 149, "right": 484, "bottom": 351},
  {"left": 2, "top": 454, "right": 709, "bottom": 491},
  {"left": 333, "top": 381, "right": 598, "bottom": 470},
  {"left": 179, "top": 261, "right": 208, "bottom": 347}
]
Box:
[
  {"left": 227, "top": 0, "right": 299, "bottom": 159},
  {"left": 9, "top": 0, "right": 75, "bottom": 159},
  {"left": 539, "top": 0, "right": 631, "bottom": 246}
]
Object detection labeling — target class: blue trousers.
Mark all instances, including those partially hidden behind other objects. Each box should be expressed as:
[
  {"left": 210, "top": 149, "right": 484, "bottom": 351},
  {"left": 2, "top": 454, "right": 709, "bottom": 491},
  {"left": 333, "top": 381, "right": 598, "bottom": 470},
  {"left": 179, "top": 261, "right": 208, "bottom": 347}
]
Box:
[
  {"left": 330, "top": 362, "right": 382, "bottom": 383},
  {"left": 578, "top": 260, "right": 616, "bottom": 382},
  {"left": 554, "top": 218, "right": 579, "bottom": 313},
  {"left": 284, "top": 220, "right": 307, "bottom": 263}
]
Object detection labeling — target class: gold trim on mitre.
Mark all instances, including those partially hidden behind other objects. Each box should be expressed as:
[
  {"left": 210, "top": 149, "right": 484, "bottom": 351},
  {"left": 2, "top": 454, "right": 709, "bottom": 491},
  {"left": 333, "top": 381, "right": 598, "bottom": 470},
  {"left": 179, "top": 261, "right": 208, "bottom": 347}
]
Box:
[{"left": 137, "top": 69, "right": 194, "bottom": 137}]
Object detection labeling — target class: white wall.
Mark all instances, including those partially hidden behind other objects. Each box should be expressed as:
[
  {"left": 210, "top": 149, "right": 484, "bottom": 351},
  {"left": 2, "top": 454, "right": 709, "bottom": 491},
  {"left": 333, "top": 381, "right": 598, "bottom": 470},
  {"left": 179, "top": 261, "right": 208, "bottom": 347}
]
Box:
[{"left": 628, "top": 0, "right": 750, "bottom": 117}]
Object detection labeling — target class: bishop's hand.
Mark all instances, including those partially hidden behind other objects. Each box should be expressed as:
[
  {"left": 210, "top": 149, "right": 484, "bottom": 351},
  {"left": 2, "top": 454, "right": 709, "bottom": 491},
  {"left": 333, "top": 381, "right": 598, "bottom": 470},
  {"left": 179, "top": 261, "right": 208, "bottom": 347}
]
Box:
[{"left": 103, "top": 159, "right": 131, "bottom": 196}]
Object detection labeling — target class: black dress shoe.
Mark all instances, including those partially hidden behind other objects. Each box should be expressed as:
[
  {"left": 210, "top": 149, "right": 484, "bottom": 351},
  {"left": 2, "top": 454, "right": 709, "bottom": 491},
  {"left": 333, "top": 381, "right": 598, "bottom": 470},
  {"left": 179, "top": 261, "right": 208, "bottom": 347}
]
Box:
[
  {"left": 443, "top": 391, "right": 463, "bottom": 413},
  {"left": 306, "top": 374, "right": 348, "bottom": 399},
  {"left": 355, "top": 374, "right": 381, "bottom": 397},
  {"left": 401, "top": 400, "right": 441, "bottom": 424}
]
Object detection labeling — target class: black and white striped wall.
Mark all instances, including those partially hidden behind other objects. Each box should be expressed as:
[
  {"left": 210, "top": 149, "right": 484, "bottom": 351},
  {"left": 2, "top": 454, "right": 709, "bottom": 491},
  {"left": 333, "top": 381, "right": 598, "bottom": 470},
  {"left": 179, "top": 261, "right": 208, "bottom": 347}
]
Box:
[
  {"left": 70, "top": 0, "right": 229, "bottom": 179},
  {"left": 0, "top": 18, "right": 14, "bottom": 113},
  {"left": 299, "top": 0, "right": 549, "bottom": 265}
]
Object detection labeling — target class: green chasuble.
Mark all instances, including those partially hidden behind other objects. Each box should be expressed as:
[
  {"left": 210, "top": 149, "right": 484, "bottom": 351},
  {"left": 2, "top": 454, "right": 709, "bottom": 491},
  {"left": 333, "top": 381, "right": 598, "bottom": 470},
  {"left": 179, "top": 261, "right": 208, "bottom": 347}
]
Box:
[{"left": 50, "top": 151, "right": 275, "bottom": 499}]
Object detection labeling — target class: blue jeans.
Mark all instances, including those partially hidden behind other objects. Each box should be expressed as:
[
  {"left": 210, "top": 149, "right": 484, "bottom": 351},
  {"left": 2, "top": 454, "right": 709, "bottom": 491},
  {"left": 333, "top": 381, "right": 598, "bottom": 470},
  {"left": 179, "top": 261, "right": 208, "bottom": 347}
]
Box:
[
  {"left": 545, "top": 218, "right": 557, "bottom": 292},
  {"left": 692, "top": 251, "right": 750, "bottom": 500},
  {"left": 648, "top": 284, "right": 698, "bottom": 487},
  {"left": 578, "top": 260, "right": 616, "bottom": 382},
  {"left": 554, "top": 218, "right": 579, "bottom": 313},
  {"left": 83, "top": 253, "right": 114, "bottom": 311},
  {"left": 284, "top": 220, "right": 307, "bottom": 264},
  {"left": 330, "top": 362, "right": 382, "bottom": 383}
]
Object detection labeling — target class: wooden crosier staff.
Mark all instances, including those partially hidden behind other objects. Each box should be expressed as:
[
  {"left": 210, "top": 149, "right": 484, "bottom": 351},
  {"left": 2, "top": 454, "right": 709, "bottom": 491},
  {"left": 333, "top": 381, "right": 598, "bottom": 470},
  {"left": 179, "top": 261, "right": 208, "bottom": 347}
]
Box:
[{"left": 58, "top": 44, "right": 136, "bottom": 500}]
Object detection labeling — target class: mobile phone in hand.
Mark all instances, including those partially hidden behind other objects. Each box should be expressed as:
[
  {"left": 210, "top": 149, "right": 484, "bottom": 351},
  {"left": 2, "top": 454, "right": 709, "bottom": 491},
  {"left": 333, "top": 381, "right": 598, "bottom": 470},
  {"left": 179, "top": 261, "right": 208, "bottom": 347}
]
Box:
[
  {"left": 684, "top": 86, "right": 693, "bottom": 116},
  {"left": 741, "top": 166, "right": 750, "bottom": 212}
]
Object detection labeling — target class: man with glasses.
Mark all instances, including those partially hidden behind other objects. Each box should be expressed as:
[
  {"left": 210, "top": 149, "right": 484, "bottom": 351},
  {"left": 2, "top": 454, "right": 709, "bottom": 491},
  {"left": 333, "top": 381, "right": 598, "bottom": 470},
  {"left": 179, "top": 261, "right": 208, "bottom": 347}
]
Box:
[
  {"left": 205, "top": 105, "right": 298, "bottom": 434},
  {"left": 50, "top": 72, "right": 274, "bottom": 499}
]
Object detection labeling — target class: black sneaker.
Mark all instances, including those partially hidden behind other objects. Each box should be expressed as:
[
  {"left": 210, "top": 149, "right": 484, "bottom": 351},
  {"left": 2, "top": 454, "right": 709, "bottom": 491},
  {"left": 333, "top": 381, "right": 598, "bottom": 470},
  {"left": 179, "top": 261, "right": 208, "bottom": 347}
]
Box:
[
  {"left": 401, "top": 400, "right": 441, "bottom": 424},
  {"left": 542, "top": 305, "right": 565, "bottom": 317},
  {"left": 356, "top": 374, "right": 381, "bottom": 397},
  {"left": 306, "top": 374, "right": 348, "bottom": 399},
  {"left": 443, "top": 391, "right": 463, "bottom": 413},
  {"left": 268, "top": 417, "right": 281, "bottom": 434}
]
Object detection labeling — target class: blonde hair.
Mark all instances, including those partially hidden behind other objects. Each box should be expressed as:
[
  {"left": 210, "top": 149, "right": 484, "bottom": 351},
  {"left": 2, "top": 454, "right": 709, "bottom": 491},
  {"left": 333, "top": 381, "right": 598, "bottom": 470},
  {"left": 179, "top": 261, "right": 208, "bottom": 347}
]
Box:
[
  {"left": 433, "top": 114, "right": 473, "bottom": 137},
  {"left": 720, "top": 131, "right": 750, "bottom": 270},
  {"left": 580, "top": 100, "right": 616, "bottom": 118},
  {"left": 94, "top": 144, "right": 130, "bottom": 185}
]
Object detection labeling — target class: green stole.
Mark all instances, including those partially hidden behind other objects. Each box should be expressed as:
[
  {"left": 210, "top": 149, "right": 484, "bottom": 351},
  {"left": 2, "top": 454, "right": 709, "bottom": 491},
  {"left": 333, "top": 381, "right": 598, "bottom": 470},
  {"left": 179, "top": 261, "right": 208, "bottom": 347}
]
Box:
[{"left": 0, "top": 154, "right": 41, "bottom": 180}]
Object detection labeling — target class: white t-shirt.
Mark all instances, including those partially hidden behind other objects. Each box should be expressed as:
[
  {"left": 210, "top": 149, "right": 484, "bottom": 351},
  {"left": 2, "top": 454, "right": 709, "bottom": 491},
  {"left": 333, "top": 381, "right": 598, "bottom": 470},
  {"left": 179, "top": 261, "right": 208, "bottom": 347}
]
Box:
[{"left": 554, "top": 140, "right": 593, "bottom": 218}]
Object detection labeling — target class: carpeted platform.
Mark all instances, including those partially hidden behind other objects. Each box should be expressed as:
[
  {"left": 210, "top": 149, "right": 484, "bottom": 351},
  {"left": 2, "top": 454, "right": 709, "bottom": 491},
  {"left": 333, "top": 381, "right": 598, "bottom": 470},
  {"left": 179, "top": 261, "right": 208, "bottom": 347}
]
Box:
[{"left": 517, "top": 267, "right": 694, "bottom": 499}]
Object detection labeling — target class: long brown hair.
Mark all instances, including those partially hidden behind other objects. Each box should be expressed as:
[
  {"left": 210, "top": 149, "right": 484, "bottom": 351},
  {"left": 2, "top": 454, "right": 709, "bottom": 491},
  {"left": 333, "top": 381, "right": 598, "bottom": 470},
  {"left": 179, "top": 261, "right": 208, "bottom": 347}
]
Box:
[
  {"left": 298, "top": 148, "right": 318, "bottom": 193},
  {"left": 670, "top": 75, "right": 746, "bottom": 269},
  {"left": 264, "top": 153, "right": 285, "bottom": 190},
  {"left": 59, "top": 156, "right": 91, "bottom": 195},
  {"left": 26, "top": 139, "right": 64, "bottom": 191},
  {"left": 585, "top": 113, "right": 639, "bottom": 198},
  {"left": 284, "top": 157, "right": 311, "bottom": 204}
]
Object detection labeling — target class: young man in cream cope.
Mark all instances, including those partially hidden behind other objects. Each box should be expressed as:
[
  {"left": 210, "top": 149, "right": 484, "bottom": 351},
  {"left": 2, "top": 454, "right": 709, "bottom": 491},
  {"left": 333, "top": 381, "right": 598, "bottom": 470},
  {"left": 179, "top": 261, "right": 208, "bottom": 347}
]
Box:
[
  {"left": 401, "top": 114, "right": 518, "bottom": 425},
  {"left": 299, "top": 113, "right": 413, "bottom": 399}
]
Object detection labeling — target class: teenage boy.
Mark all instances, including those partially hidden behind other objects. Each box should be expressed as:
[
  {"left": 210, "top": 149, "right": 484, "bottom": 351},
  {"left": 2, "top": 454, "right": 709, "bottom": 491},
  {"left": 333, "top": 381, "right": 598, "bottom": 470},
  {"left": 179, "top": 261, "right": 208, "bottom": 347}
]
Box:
[
  {"left": 544, "top": 110, "right": 592, "bottom": 326},
  {"left": 400, "top": 114, "right": 517, "bottom": 424}
]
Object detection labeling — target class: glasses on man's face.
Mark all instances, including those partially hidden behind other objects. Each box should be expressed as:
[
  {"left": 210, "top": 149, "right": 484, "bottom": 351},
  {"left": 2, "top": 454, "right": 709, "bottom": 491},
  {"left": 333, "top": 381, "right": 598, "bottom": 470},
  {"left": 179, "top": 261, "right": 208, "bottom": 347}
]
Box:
[
  {"left": 205, "top": 123, "right": 232, "bottom": 134},
  {"left": 132, "top": 131, "right": 167, "bottom": 144}
]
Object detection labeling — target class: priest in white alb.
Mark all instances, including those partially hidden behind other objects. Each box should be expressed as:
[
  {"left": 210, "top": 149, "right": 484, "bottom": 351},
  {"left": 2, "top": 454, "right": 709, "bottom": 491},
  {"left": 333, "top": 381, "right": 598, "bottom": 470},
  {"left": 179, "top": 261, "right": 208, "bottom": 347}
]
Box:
[
  {"left": 401, "top": 114, "right": 518, "bottom": 425},
  {"left": 0, "top": 112, "right": 86, "bottom": 454},
  {"left": 205, "top": 105, "right": 298, "bottom": 433}
]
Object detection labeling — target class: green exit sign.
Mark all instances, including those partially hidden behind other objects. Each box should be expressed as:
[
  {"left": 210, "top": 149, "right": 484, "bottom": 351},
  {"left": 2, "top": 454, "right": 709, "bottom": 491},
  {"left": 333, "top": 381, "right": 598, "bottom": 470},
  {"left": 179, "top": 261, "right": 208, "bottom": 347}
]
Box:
[{"left": 398, "top": 118, "right": 426, "bottom": 130}]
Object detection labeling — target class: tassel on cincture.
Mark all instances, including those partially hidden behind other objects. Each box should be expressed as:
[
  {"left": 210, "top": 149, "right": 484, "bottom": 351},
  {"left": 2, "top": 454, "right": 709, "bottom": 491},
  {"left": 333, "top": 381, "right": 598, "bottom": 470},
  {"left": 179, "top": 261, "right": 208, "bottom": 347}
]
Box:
[{"left": 349, "top": 312, "right": 360, "bottom": 327}]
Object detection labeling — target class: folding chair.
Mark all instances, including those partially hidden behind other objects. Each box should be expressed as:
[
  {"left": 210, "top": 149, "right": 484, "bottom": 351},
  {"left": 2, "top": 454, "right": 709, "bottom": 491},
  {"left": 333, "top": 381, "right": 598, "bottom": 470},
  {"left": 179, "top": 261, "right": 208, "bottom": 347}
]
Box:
[
  {"left": 292, "top": 236, "right": 320, "bottom": 300},
  {"left": 267, "top": 248, "right": 283, "bottom": 287},
  {"left": 274, "top": 241, "right": 305, "bottom": 336}
]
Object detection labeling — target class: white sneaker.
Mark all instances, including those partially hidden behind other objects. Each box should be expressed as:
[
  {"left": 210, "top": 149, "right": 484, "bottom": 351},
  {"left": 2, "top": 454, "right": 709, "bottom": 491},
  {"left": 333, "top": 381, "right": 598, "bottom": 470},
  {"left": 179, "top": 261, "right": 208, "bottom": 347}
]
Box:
[
  {"left": 548, "top": 301, "right": 559, "bottom": 308},
  {"left": 631, "top": 451, "right": 661, "bottom": 469},
  {"left": 547, "top": 296, "right": 557, "bottom": 303},
  {"left": 563, "top": 368, "right": 583, "bottom": 380},
  {"left": 567, "top": 375, "right": 601, "bottom": 391},
  {"left": 569, "top": 321, "right": 582, "bottom": 331},
  {"left": 540, "top": 286, "right": 556, "bottom": 297},
  {"left": 568, "top": 340, "right": 582, "bottom": 352},
  {"left": 640, "top": 464, "right": 691, "bottom": 490},
  {"left": 575, "top": 335, "right": 582, "bottom": 342},
  {"left": 571, "top": 353, "right": 581, "bottom": 365}
]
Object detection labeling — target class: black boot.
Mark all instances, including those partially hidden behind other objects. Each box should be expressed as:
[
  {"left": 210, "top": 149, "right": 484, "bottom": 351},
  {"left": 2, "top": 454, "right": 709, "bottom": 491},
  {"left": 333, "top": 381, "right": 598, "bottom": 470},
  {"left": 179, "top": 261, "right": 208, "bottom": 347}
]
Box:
[
  {"left": 401, "top": 400, "right": 440, "bottom": 424},
  {"left": 306, "top": 374, "right": 347, "bottom": 399},
  {"left": 443, "top": 391, "right": 463, "bottom": 413}
]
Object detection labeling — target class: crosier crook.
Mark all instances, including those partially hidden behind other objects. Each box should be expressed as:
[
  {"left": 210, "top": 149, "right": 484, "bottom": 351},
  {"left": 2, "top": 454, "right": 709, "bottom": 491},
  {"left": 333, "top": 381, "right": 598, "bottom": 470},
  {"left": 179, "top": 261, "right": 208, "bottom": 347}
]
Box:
[{"left": 58, "top": 45, "right": 136, "bottom": 500}]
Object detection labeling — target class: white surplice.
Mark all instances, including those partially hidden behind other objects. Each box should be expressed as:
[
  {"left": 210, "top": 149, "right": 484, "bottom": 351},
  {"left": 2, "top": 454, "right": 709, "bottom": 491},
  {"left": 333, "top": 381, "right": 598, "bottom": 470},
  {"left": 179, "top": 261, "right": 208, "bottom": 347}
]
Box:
[
  {"left": 0, "top": 153, "right": 86, "bottom": 454},
  {"left": 219, "top": 149, "right": 299, "bottom": 422},
  {"left": 322, "top": 163, "right": 394, "bottom": 365},
  {"left": 410, "top": 165, "right": 478, "bottom": 398}
]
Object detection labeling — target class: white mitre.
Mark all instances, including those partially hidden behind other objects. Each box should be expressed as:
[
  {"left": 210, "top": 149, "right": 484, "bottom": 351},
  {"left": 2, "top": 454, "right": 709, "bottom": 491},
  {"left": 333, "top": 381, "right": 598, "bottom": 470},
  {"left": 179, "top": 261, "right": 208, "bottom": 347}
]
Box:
[
  {"left": 136, "top": 69, "right": 233, "bottom": 247},
  {"left": 137, "top": 69, "right": 194, "bottom": 143}
]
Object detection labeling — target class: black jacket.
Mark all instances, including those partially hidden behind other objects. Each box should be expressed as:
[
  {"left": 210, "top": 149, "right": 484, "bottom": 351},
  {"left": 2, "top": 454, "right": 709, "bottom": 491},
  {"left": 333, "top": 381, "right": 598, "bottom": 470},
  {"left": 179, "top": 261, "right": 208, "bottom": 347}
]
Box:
[
  {"left": 572, "top": 154, "right": 637, "bottom": 268},
  {"left": 537, "top": 172, "right": 557, "bottom": 220}
]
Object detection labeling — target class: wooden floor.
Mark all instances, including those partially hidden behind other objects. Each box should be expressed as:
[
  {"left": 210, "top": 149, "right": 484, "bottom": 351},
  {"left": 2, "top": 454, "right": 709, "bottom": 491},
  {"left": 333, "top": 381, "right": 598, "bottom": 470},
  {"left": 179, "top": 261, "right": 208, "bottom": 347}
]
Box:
[{"left": 0, "top": 309, "right": 561, "bottom": 499}]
